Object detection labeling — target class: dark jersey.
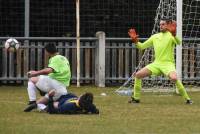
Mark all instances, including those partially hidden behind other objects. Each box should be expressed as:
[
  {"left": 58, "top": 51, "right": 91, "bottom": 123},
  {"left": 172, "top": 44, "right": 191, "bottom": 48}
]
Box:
[{"left": 47, "top": 93, "right": 99, "bottom": 114}]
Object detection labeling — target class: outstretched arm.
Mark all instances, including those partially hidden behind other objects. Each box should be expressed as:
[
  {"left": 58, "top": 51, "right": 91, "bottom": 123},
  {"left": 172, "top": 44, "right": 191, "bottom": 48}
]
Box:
[
  {"left": 128, "top": 28, "right": 153, "bottom": 50},
  {"left": 27, "top": 68, "right": 53, "bottom": 77},
  {"left": 136, "top": 37, "right": 154, "bottom": 50}
]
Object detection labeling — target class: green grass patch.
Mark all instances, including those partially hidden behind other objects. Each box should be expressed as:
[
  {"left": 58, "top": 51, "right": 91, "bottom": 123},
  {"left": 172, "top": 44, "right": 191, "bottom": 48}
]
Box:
[{"left": 0, "top": 85, "right": 200, "bottom": 134}]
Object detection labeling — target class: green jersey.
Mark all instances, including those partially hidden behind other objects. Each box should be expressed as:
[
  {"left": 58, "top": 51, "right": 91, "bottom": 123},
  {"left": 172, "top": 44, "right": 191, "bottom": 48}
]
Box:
[
  {"left": 136, "top": 31, "right": 181, "bottom": 64},
  {"left": 48, "top": 55, "right": 71, "bottom": 86}
]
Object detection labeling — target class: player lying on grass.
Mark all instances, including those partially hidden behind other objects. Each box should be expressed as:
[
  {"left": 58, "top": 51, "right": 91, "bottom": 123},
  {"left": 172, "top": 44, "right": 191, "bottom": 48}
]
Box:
[
  {"left": 24, "top": 43, "right": 71, "bottom": 112},
  {"left": 47, "top": 90, "right": 99, "bottom": 114},
  {"left": 128, "top": 17, "right": 192, "bottom": 104},
  {"left": 24, "top": 90, "right": 99, "bottom": 114}
]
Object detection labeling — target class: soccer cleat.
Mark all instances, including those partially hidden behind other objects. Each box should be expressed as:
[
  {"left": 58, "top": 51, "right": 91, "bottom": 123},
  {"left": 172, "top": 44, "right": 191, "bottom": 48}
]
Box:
[
  {"left": 128, "top": 97, "right": 140, "bottom": 103},
  {"left": 186, "top": 99, "right": 193, "bottom": 105},
  {"left": 24, "top": 103, "right": 37, "bottom": 112},
  {"left": 28, "top": 101, "right": 36, "bottom": 105}
]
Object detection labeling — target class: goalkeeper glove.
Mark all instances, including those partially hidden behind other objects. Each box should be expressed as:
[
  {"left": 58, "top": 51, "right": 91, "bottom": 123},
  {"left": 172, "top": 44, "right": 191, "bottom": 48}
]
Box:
[
  {"left": 128, "top": 28, "right": 139, "bottom": 43},
  {"left": 167, "top": 21, "right": 177, "bottom": 36}
]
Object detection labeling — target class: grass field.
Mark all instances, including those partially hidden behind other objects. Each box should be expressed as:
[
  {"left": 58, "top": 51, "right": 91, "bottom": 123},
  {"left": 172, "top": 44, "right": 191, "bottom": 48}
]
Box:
[{"left": 0, "top": 85, "right": 200, "bottom": 134}]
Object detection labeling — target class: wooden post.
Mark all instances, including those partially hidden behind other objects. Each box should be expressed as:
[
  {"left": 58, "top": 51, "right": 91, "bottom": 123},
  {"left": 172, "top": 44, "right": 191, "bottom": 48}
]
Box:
[{"left": 85, "top": 42, "right": 91, "bottom": 83}]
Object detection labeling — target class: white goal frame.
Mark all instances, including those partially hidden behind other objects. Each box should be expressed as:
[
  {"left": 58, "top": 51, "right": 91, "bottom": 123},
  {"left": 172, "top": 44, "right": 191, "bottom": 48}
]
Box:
[{"left": 176, "top": 0, "right": 182, "bottom": 81}]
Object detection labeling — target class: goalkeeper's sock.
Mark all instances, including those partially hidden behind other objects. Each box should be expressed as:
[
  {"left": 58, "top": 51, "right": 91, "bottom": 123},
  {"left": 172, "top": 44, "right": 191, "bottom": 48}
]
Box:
[
  {"left": 132, "top": 77, "right": 142, "bottom": 100},
  {"left": 175, "top": 80, "right": 190, "bottom": 100}
]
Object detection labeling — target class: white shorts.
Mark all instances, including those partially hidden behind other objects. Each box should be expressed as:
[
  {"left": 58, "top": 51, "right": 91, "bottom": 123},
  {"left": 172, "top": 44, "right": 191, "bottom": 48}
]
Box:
[{"left": 35, "top": 75, "right": 67, "bottom": 101}]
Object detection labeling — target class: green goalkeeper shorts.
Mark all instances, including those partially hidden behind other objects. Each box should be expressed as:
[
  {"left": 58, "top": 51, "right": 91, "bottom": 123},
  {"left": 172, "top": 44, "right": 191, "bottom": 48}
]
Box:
[{"left": 146, "top": 62, "right": 176, "bottom": 76}]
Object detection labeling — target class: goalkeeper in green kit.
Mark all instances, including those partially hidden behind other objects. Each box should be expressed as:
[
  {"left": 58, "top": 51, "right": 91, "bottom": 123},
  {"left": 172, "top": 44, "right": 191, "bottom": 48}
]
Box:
[{"left": 128, "top": 18, "right": 192, "bottom": 104}]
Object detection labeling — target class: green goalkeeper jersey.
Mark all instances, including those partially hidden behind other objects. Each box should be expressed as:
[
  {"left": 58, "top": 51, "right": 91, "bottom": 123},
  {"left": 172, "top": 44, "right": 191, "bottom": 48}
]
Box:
[
  {"left": 136, "top": 31, "right": 181, "bottom": 64},
  {"left": 48, "top": 55, "right": 71, "bottom": 86}
]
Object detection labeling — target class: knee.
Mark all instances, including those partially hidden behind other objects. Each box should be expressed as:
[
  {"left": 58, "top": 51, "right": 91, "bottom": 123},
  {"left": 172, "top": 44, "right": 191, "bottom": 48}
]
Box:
[
  {"left": 168, "top": 71, "right": 178, "bottom": 82},
  {"left": 135, "top": 72, "right": 141, "bottom": 79},
  {"left": 170, "top": 75, "right": 178, "bottom": 82},
  {"left": 29, "top": 77, "right": 38, "bottom": 84}
]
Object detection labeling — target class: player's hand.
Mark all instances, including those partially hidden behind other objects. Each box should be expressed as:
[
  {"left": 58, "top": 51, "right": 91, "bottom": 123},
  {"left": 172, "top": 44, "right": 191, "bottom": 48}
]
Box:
[
  {"left": 167, "top": 21, "right": 177, "bottom": 36},
  {"left": 27, "top": 70, "right": 37, "bottom": 78},
  {"left": 128, "top": 28, "right": 139, "bottom": 43},
  {"left": 48, "top": 90, "right": 56, "bottom": 97}
]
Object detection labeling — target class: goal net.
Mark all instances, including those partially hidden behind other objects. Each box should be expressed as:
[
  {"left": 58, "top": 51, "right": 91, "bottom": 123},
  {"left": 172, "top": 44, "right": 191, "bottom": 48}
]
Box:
[{"left": 116, "top": 0, "right": 200, "bottom": 95}]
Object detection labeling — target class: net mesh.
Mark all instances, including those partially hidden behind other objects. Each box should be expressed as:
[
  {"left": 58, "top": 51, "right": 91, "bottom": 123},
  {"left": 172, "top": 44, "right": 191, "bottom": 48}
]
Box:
[
  {"left": 0, "top": 0, "right": 24, "bottom": 37},
  {"left": 182, "top": 0, "right": 200, "bottom": 85},
  {"left": 116, "top": 0, "right": 200, "bottom": 95},
  {"left": 0, "top": 0, "right": 159, "bottom": 37}
]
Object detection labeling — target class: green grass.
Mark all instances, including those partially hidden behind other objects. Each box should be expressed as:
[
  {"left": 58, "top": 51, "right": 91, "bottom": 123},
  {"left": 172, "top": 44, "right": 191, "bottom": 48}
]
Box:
[{"left": 0, "top": 85, "right": 200, "bottom": 134}]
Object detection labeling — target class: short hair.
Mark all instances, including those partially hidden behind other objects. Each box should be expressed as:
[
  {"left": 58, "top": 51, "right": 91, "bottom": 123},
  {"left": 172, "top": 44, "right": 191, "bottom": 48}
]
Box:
[
  {"left": 160, "top": 17, "right": 173, "bottom": 24},
  {"left": 44, "top": 43, "right": 57, "bottom": 54},
  {"left": 79, "top": 92, "right": 93, "bottom": 110}
]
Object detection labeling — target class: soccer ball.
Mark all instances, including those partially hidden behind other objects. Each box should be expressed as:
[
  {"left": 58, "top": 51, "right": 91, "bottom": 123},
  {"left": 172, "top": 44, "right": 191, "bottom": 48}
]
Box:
[{"left": 4, "top": 38, "right": 20, "bottom": 52}]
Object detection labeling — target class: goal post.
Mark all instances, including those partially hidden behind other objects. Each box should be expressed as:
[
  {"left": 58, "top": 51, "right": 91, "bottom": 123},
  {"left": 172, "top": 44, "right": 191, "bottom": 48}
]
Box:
[
  {"left": 176, "top": 0, "right": 182, "bottom": 93},
  {"left": 116, "top": 0, "right": 200, "bottom": 95},
  {"left": 176, "top": 0, "right": 182, "bottom": 80}
]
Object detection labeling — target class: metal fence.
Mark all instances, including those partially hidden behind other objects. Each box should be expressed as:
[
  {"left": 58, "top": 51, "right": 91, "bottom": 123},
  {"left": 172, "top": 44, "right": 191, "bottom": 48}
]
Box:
[
  {"left": 0, "top": 36, "right": 138, "bottom": 85},
  {"left": 1, "top": 36, "right": 200, "bottom": 86}
]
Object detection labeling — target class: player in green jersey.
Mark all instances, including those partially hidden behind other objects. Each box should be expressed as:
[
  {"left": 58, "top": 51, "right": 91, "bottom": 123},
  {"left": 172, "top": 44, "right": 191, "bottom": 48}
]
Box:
[
  {"left": 24, "top": 43, "right": 71, "bottom": 112},
  {"left": 128, "top": 18, "right": 192, "bottom": 104}
]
